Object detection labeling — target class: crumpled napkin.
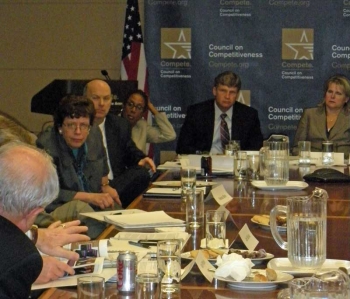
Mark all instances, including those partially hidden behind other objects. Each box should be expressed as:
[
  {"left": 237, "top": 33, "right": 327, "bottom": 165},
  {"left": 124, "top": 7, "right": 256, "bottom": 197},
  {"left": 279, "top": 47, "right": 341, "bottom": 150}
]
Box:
[{"left": 214, "top": 253, "right": 254, "bottom": 282}]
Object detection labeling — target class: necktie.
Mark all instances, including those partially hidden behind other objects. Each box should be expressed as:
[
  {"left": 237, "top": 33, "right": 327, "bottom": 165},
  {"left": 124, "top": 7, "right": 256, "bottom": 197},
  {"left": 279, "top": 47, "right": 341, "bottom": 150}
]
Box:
[{"left": 220, "top": 113, "right": 230, "bottom": 152}]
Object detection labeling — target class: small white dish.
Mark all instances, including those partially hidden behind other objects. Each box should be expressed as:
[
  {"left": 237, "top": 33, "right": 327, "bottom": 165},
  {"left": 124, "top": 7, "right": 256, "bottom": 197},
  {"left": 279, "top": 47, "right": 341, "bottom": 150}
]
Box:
[
  {"left": 251, "top": 180, "right": 308, "bottom": 190},
  {"left": 267, "top": 258, "right": 350, "bottom": 277},
  {"left": 215, "top": 269, "right": 293, "bottom": 290},
  {"left": 152, "top": 181, "right": 217, "bottom": 187},
  {"left": 181, "top": 250, "right": 274, "bottom": 265}
]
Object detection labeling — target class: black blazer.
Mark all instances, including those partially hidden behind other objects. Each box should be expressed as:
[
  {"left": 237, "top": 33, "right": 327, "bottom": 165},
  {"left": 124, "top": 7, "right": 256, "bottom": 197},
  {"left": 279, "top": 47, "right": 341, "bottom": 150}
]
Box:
[
  {"left": 176, "top": 99, "right": 263, "bottom": 154},
  {"left": 105, "top": 114, "right": 146, "bottom": 177}
]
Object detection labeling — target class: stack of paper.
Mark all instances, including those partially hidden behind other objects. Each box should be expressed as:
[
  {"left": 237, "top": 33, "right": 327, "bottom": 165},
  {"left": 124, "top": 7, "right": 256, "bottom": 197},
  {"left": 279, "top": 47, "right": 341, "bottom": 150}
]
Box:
[{"left": 104, "top": 211, "right": 185, "bottom": 229}]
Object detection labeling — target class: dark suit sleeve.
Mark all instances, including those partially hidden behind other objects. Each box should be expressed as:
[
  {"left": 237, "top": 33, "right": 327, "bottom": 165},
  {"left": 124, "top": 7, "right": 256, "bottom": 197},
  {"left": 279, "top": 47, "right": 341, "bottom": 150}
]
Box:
[
  {"left": 245, "top": 108, "right": 264, "bottom": 150},
  {"left": 176, "top": 105, "right": 200, "bottom": 154}
]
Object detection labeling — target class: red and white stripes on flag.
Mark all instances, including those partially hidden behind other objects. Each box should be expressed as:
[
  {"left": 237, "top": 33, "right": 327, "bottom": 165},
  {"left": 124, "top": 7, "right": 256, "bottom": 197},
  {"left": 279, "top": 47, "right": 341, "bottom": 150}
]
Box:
[
  {"left": 120, "top": 0, "right": 153, "bottom": 156},
  {"left": 120, "top": 0, "right": 148, "bottom": 93}
]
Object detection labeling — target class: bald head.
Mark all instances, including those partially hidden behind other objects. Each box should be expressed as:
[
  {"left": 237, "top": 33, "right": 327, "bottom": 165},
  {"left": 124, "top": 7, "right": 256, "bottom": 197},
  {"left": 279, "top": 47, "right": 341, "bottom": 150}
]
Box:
[
  {"left": 0, "top": 142, "right": 59, "bottom": 217},
  {"left": 84, "top": 80, "right": 112, "bottom": 124}
]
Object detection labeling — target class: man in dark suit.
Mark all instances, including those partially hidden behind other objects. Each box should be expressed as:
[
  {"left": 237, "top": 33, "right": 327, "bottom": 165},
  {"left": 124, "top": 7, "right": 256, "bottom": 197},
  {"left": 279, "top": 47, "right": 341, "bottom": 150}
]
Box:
[
  {"left": 176, "top": 71, "right": 263, "bottom": 154},
  {"left": 84, "top": 79, "right": 156, "bottom": 207}
]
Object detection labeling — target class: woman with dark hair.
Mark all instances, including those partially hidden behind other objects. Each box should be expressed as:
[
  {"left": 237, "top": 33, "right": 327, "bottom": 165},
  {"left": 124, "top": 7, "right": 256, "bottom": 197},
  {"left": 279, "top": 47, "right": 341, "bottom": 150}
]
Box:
[
  {"left": 37, "top": 95, "right": 122, "bottom": 238},
  {"left": 122, "top": 90, "right": 176, "bottom": 154},
  {"left": 292, "top": 74, "right": 350, "bottom": 158}
]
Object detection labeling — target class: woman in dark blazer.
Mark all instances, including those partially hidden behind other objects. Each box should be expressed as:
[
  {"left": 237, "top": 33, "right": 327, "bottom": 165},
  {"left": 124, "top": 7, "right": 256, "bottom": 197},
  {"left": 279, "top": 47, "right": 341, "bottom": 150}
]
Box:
[{"left": 292, "top": 75, "right": 350, "bottom": 158}]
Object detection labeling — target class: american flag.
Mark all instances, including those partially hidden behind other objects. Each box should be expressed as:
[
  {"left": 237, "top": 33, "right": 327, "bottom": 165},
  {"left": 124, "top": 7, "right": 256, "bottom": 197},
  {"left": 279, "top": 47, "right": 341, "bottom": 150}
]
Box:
[
  {"left": 121, "top": 0, "right": 148, "bottom": 93},
  {"left": 121, "top": 0, "right": 153, "bottom": 156}
]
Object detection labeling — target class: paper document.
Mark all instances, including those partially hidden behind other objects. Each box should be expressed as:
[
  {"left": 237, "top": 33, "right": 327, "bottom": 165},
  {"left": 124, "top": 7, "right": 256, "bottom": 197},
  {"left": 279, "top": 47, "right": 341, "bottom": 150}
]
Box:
[{"left": 104, "top": 211, "right": 185, "bottom": 229}]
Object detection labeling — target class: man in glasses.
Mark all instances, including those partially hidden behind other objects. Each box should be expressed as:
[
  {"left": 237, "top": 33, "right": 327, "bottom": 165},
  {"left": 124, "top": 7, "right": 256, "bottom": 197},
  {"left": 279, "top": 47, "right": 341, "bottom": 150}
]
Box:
[{"left": 84, "top": 79, "right": 156, "bottom": 208}]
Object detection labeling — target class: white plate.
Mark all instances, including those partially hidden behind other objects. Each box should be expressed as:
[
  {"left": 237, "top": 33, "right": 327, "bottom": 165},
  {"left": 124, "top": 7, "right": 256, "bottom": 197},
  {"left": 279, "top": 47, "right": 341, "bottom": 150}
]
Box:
[
  {"left": 215, "top": 269, "right": 293, "bottom": 290},
  {"left": 251, "top": 181, "right": 308, "bottom": 190},
  {"left": 251, "top": 218, "right": 287, "bottom": 233},
  {"left": 181, "top": 250, "right": 274, "bottom": 265},
  {"left": 152, "top": 181, "right": 217, "bottom": 187},
  {"left": 267, "top": 258, "right": 350, "bottom": 277}
]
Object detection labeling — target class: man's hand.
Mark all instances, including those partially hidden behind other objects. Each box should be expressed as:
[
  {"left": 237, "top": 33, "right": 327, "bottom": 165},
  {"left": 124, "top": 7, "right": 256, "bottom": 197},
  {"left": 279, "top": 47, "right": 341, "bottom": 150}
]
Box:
[
  {"left": 36, "top": 220, "right": 90, "bottom": 260},
  {"left": 34, "top": 256, "right": 75, "bottom": 284},
  {"left": 101, "top": 185, "right": 122, "bottom": 206},
  {"left": 138, "top": 157, "right": 156, "bottom": 172}
]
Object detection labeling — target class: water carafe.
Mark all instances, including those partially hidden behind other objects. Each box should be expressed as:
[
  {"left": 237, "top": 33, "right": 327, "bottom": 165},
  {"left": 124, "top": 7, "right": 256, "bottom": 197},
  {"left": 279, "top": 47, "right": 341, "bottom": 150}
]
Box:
[
  {"left": 270, "top": 187, "right": 328, "bottom": 269},
  {"left": 262, "top": 135, "right": 289, "bottom": 186}
]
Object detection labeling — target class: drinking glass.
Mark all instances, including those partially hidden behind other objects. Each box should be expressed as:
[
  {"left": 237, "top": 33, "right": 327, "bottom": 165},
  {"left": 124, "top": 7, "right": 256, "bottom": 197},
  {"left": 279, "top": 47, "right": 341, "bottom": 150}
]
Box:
[
  {"left": 157, "top": 240, "right": 181, "bottom": 294},
  {"left": 205, "top": 210, "right": 226, "bottom": 249},
  {"left": 186, "top": 189, "right": 204, "bottom": 229},
  {"left": 248, "top": 154, "right": 259, "bottom": 180},
  {"left": 135, "top": 273, "right": 160, "bottom": 299},
  {"left": 322, "top": 141, "right": 334, "bottom": 166},
  {"left": 288, "top": 270, "right": 349, "bottom": 299},
  {"left": 77, "top": 276, "right": 105, "bottom": 299},
  {"left": 298, "top": 141, "right": 311, "bottom": 166},
  {"left": 180, "top": 167, "right": 196, "bottom": 202},
  {"left": 235, "top": 151, "right": 247, "bottom": 180}
]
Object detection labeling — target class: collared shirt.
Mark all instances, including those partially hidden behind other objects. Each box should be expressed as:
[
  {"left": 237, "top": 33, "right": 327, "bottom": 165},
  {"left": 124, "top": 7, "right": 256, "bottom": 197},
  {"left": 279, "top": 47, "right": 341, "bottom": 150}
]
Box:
[
  {"left": 210, "top": 103, "right": 233, "bottom": 154},
  {"left": 98, "top": 119, "right": 114, "bottom": 180}
]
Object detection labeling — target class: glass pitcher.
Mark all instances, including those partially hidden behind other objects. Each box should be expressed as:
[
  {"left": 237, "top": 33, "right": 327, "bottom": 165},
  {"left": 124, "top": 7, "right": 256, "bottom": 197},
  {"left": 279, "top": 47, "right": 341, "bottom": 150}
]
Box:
[
  {"left": 261, "top": 135, "right": 289, "bottom": 186},
  {"left": 270, "top": 188, "right": 328, "bottom": 269}
]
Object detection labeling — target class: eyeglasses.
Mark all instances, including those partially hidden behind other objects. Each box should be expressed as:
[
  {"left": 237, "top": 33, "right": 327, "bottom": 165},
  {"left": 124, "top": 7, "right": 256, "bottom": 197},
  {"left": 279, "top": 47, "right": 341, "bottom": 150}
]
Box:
[
  {"left": 62, "top": 123, "right": 90, "bottom": 132},
  {"left": 126, "top": 101, "right": 144, "bottom": 112}
]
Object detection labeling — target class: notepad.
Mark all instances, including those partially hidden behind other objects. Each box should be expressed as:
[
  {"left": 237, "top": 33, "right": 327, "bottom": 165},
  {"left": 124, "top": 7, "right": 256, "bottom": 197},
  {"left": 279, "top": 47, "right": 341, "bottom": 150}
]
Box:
[{"left": 104, "top": 211, "right": 185, "bottom": 229}]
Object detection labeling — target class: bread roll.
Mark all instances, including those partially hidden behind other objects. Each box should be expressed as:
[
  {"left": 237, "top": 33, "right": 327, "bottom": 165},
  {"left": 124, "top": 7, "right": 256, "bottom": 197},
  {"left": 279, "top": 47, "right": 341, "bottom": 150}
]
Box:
[
  {"left": 254, "top": 273, "right": 268, "bottom": 282},
  {"left": 266, "top": 268, "right": 277, "bottom": 281},
  {"left": 252, "top": 214, "right": 270, "bottom": 226}
]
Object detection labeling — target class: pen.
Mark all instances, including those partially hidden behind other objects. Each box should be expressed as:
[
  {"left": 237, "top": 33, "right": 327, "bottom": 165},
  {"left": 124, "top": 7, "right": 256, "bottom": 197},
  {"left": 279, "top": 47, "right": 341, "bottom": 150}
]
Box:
[
  {"left": 128, "top": 241, "right": 150, "bottom": 249},
  {"left": 111, "top": 212, "right": 123, "bottom": 215}
]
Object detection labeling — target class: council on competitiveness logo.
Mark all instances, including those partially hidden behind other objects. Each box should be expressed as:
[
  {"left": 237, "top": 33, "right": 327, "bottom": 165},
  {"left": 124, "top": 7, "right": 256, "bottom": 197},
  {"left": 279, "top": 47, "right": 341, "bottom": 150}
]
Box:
[
  {"left": 282, "top": 29, "right": 314, "bottom": 60},
  {"left": 237, "top": 90, "right": 250, "bottom": 106},
  {"left": 161, "top": 28, "right": 191, "bottom": 59}
]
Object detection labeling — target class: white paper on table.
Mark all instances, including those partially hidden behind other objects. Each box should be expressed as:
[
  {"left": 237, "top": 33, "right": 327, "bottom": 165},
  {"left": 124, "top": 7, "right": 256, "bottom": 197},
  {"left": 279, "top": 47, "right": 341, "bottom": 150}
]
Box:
[
  {"left": 104, "top": 211, "right": 185, "bottom": 228},
  {"left": 31, "top": 268, "right": 116, "bottom": 290},
  {"left": 108, "top": 239, "right": 155, "bottom": 253},
  {"left": 210, "top": 184, "right": 232, "bottom": 206},
  {"left": 80, "top": 209, "right": 145, "bottom": 222},
  {"left": 181, "top": 256, "right": 196, "bottom": 280},
  {"left": 290, "top": 152, "right": 345, "bottom": 166},
  {"left": 157, "top": 161, "right": 182, "bottom": 170},
  {"left": 238, "top": 224, "right": 259, "bottom": 251},
  {"left": 195, "top": 250, "right": 215, "bottom": 283}
]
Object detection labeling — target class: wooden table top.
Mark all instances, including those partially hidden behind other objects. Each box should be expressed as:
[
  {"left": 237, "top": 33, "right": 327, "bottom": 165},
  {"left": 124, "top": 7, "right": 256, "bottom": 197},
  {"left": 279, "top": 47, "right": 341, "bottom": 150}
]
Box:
[{"left": 38, "top": 166, "right": 350, "bottom": 299}]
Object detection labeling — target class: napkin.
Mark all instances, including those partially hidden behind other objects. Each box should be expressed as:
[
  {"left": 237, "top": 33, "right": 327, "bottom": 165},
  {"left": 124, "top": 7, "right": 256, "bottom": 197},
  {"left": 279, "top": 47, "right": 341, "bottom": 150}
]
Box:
[{"left": 215, "top": 253, "right": 254, "bottom": 282}]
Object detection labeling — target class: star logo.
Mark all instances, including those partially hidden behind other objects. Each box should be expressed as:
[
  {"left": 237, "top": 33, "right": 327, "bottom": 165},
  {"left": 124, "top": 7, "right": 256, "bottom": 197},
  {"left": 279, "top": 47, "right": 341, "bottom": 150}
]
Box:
[
  {"left": 161, "top": 28, "right": 191, "bottom": 59},
  {"left": 237, "top": 90, "right": 251, "bottom": 106},
  {"left": 282, "top": 29, "right": 314, "bottom": 60}
]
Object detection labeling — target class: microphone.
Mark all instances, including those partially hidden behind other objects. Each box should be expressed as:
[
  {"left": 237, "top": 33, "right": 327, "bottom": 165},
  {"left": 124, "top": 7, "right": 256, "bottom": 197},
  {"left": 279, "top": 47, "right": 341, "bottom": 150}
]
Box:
[{"left": 101, "top": 70, "right": 111, "bottom": 80}]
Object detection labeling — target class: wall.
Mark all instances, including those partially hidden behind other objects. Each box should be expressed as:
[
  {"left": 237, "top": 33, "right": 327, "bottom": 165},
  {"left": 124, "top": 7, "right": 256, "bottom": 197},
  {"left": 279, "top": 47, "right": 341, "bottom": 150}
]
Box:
[{"left": 0, "top": 0, "right": 144, "bottom": 134}]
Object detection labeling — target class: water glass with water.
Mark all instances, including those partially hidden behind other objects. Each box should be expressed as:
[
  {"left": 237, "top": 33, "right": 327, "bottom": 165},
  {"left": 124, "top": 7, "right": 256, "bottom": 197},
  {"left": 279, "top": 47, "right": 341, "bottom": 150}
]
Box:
[
  {"left": 322, "top": 141, "right": 334, "bottom": 166},
  {"left": 270, "top": 188, "right": 328, "bottom": 269},
  {"left": 298, "top": 141, "right": 311, "bottom": 166},
  {"left": 186, "top": 189, "right": 204, "bottom": 229},
  {"left": 235, "top": 151, "right": 247, "bottom": 180},
  {"left": 180, "top": 167, "right": 196, "bottom": 202},
  {"left": 206, "top": 210, "right": 226, "bottom": 249},
  {"left": 157, "top": 240, "right": 181, "bottom": 294}
]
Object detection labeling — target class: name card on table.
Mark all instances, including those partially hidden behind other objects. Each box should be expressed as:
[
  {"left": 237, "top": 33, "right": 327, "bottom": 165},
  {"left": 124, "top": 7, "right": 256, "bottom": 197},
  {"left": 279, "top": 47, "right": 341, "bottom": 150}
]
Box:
[
  {"left": 210, "top": 184, "right": 232, "bottom": 206},
  {"left": 238, "top": 223, "right": 259, "bottom": 251}
]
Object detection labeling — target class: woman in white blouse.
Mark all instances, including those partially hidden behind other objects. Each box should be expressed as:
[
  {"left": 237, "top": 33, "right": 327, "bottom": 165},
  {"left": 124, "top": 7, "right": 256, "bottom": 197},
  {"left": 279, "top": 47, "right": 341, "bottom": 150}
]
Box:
[{"left": 122, "top": 90, "right": 176, "bottom": 154}]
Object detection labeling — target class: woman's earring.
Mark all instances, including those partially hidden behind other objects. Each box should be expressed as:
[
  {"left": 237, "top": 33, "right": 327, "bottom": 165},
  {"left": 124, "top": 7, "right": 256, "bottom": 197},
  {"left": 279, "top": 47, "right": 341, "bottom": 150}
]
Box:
[{"left": 59, "top": 129, "right": 62, "bottom": 134}]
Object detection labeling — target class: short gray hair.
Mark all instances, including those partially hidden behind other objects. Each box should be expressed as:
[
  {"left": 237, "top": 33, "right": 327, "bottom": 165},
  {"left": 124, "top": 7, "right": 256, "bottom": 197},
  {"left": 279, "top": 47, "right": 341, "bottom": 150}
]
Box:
[{"left": 0, "top": 142, "right": 59, "bottom": 215}]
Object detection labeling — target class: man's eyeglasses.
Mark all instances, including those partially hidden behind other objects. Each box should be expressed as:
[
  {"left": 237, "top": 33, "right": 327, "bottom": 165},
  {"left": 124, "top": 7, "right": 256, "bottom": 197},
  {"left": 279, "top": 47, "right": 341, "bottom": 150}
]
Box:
[
  {"left": 126, "top": 101, "right": 145, "bottom": 112},
  {"left": 62, "top": 123, "right": 90, "bottom": 132}
]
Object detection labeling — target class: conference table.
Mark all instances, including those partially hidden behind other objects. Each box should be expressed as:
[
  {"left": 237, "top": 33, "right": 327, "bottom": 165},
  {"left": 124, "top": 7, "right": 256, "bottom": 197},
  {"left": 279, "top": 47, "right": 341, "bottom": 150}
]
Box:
[{"left": 38, "top": 166, "right": 350, "bottom": 299}]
